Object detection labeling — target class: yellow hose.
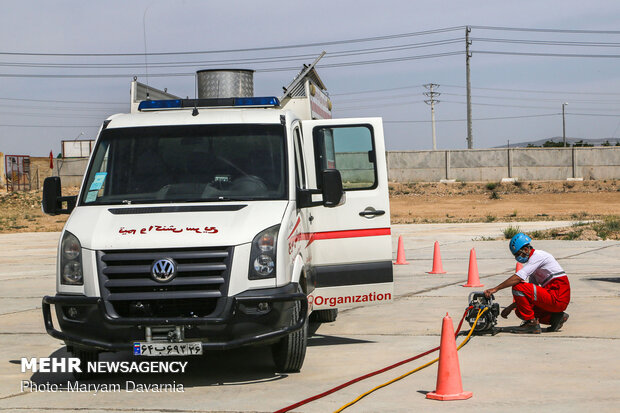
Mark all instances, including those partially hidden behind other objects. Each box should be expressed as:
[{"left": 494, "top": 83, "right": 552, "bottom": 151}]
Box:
[{"left": 333, "top": 307, "right": 488, "bottom": 413}]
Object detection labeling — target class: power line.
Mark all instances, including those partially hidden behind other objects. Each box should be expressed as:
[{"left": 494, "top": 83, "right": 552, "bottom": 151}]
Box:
[
  {"left": 4, "top": 25, "right": 619, "bottom": 60},
  {"left": 0, "top": 39, "right": 465, "bottom": 70},
  {"left": 0, "top": 124, "right": 98, "bottom": 128},
  {"left": 0, "top": 72, "right": 194, "bottom": 79},
  {"left": 0, "top": 103, "right": 125, "bottom": 111},
  {"left": 475, "top": 50, "right": 620, "bottom": 58},
  {"left": 383, "top": 113, "right": 560, "bottom": 123},
  {"left": 335, "top": 101, "right": 432, "bottom": 110},
  {"left": 381, "top": 112, "right": 619, "bottom": 123},
  {"left": 0, "top": 26, "right": 465, "bottom": 57},
  {"left": 440, "top": 99, "right": 615, "bottom": 110},
  {"left": 337, "top": 98, "right": 620, "bottom": 111},
  {"left": 268, "top": 51, "right": 464, "bottom": 71},
  {"left": 330, "top": 85, "right": 423, "bottom": 97},
  {"left": 0, "top": 51, "right": 465, "bottom": 78},
  {"left": 336, "top": 92, "right": 425, "bottom": 104},
  {"left": 333, "top": 83, "right": 620, "bottom": 98},
  {"left": 0, "top": 111, "right": 109, "bottom": 119},
  {"left": 441, "top": 84, "right": 620, "bottom": 96},
  {"left": 0, "top": 96, "right": 125, "bottom": 104},
  {"left": 567, "top": 112, "right": 620, "bottom": 117},
  {"left": 472, "top": 37, "right": 620, "bottom": 47},
  {"left": 441, "top": 92, "right": 620, "bottom": 105},
  {"left": 470, "top": 26, "right": 620, "bottom": 35}
]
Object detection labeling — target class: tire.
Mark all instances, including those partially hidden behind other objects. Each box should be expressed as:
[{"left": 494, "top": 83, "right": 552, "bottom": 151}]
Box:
[
  {"left": 272, "top": 300, "right": 307, "bottom": 372},
  {"left": 310, "top": 309, "right": 338, "bottom": 323},
  {"left": 71, "top": 349, "right": 99, "bottom": 380}
]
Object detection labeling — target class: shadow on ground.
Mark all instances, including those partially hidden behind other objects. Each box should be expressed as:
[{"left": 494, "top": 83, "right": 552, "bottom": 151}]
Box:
[
  {"left": 12, "top": 322, "right": 373, "bottom": 390},
  {"left": 588, "top": 277, "right": 620, "bottom": 283}
]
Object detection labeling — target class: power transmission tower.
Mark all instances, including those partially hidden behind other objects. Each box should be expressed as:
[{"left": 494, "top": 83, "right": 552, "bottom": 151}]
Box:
[
  {"left": 424, "top": 83, "right": 440, "bottom": 150},
  {"left": 466, "top": 26, "right": 473, "bottom": 149}
]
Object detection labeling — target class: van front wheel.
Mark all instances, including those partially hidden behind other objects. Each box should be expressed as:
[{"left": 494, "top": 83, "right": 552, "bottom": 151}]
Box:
[
  {"left": 272, "top": 300, "right": 307, "bottom": 372},
  {"left": 310, "top": 309, "right": 338, "bottom": 323}
]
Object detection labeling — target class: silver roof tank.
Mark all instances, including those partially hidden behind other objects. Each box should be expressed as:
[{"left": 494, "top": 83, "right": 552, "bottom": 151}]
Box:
[{"left": 196, "top": 69, "right": 254, "bottom": 98}]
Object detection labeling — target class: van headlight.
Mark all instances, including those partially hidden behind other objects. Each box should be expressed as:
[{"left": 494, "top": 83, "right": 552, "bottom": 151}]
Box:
[
  {"left": 249, "top": 225, "right": 279, "bottom": 280},
  {"left": 61, "top": 231, "right": 83, "bottom": 285}
]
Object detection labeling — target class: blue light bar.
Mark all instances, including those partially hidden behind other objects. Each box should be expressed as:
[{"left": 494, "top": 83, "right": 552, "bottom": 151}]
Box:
[
  {"left": 233, "top": 96, "right": 280, "bottom": 106},
  {"left": 137, "top": 96, "right": 280, "bottom": 111},
  {"left": 138, "top": 99, "right": 182, "bottom": 111}
]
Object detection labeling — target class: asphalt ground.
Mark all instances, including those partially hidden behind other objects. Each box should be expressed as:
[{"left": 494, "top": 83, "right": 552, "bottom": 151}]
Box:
[{"left": 0, "top": 221, "right": 619, "bottom": 412}]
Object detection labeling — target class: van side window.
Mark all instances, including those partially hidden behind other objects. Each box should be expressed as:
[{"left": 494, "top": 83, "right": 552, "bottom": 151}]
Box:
[
  {"left": 313, "top": 125, "right": 377, "bottom": 190},
  {"left": 294, "top": 128, "right": 306, "bottom": 189}
]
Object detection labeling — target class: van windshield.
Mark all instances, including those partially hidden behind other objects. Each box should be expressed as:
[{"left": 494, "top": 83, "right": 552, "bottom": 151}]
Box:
[{"left": 80, "top": 124, "right": 287, "bottom": 205}]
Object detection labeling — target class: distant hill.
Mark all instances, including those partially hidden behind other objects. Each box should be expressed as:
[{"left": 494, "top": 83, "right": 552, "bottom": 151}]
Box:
[{"left": 495, "top": 137, "right": 620, "bottom": 148}]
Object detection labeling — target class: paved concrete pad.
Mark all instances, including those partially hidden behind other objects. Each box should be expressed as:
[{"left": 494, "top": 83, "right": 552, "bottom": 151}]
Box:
[{"left": 0, "top": 225, "right": 619, "bottom": 412}]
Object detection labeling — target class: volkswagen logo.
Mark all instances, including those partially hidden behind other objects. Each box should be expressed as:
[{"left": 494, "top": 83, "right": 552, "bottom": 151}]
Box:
[{"left": 151, "top": 258, "right": 177, "bottom": 283}]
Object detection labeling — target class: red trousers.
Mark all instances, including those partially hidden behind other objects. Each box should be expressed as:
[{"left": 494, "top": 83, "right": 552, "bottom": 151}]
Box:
[{"left": 512, "top": 277, "right": 570, "bottom": 324}]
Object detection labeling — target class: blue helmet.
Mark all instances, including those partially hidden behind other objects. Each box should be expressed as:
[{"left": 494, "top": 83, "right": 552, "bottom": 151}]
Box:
[{"left": 509, "top": 233, "right": 532, "bottom": 256}]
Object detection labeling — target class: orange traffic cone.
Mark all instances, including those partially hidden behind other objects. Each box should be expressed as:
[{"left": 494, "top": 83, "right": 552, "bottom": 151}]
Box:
[
  {"left": 427, "top": 241, "right": 446, "bottom": 274},
  {"left": 426, "top": 313, "right": 473, "bottom": 401},
  {"left": 394, "top": 236, "right": 409, "bottom": 265},
  {"left": 463, "top": 248, "right": 484, "bottom": 287},
  {"left": 515, "top": 262, "right": 523, "bottom": 272}
]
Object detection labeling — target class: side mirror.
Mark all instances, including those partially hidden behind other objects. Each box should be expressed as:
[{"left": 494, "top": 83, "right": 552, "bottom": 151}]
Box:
[
  {"left": 42, "top": 177, "right": 61, "bottom": 215},
  {"left": 42, "top": 177, "right": 76, "bottom": 215},
  {"left": 321, "top": 169, "right": 345, "bottom": 208}
]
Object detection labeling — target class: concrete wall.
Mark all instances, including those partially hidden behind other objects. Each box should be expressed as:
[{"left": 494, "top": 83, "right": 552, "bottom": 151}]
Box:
[
  {"left": 52, "top": 158, "right": 89, "bottom": 187},
  {"left": 387, "top": 147, "right": 620, "bottom": 182},
  {"left": 335, "top": 152, "right": 374, "bottom": 184}
]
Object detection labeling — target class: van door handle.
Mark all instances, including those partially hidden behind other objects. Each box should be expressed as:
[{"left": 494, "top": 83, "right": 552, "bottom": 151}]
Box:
[{"left": 359, "top": 207, "right": 385, "bottom": 218}]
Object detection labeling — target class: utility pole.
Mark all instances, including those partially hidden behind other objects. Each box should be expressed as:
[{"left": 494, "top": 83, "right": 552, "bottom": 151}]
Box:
[
  {"left": 466, "top": 26, "right": 473, "bottom": 149},
  {"left": 562, "top": 102, "right": 568, "bottom": 147},
  {"left": 424, "top": 83, "right": 440, "bottom": 150}
]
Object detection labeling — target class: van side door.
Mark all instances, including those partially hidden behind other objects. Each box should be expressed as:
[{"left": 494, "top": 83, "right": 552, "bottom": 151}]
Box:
[{"left": 300, "top": 118, "right": 393, "bottom": 310}]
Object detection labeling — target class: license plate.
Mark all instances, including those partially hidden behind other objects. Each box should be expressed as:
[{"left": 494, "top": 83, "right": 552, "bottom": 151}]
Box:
[{"left": 133, "top": 342, "right": 203, "bottom": 356}]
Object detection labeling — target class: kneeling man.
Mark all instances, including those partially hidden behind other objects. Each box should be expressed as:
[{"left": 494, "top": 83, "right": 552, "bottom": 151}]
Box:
[{"left": 484, "top": 233, "right": 570, "bottom": 334}]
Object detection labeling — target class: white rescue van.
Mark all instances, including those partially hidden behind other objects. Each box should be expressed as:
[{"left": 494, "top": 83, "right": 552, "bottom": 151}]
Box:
[{"left": 41, "top": 67, "right": 393, "bottom": 373}]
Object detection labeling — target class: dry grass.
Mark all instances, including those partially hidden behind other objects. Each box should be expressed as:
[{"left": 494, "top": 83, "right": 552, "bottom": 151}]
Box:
[{"left": 0, "top": 187, "right": 79, "bottom": 233}]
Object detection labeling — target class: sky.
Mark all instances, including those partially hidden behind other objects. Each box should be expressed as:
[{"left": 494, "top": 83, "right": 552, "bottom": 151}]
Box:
[{"left": 2, "top": 0, "right": 620, "bottom": 156}]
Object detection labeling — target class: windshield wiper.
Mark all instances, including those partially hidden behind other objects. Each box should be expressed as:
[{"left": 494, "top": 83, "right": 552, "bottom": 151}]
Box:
[
  {"left": 217, "top": 196, "right": 257, "bottom": 201},
  {"left": 167, "top": 197, "right": 249, "bottom": 203}
]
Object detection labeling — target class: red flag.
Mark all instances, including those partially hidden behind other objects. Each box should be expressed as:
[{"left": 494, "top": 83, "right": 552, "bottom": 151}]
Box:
[{"left": 49, "top": 150, "right": 54, "bottom": 169}]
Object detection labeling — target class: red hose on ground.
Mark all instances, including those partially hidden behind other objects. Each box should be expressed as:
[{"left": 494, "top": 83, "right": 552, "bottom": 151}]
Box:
[{"left": 273, "top": 306, "right": 473, "bottom": 413}]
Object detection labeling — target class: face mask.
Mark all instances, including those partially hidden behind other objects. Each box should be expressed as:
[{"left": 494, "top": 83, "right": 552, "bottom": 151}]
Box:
[{"left": 516, "top": 254, "right": 529, "bottom": 264}]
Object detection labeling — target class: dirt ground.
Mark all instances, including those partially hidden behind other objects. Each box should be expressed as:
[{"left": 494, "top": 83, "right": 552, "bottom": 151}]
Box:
[
  {"left": 1, "top": 180, "right": 620, "bottom": 236},
  {"left": 389, "top": 180, "right": 620, "bottom": 223}
]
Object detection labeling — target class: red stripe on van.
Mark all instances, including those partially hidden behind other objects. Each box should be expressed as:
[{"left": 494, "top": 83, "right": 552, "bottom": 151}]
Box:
[{"left": 306, "top": 227, "right": 391, "bottom": 246}]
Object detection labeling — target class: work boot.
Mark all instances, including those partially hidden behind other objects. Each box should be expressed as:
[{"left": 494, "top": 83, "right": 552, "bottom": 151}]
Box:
[
  {"left": 547, "top": 312, "right": 569, "bottom": 332},
  {"left": 512, "top": 318, "right": 541, "bottom": 334}
]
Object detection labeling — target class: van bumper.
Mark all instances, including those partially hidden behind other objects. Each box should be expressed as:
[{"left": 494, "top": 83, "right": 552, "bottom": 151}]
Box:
[{"left": 42, "top": 283, "right": 307, "bottom": 352}]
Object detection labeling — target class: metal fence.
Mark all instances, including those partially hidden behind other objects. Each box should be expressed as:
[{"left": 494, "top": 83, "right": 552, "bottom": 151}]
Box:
[{"left": 4, "top": 155, "right": 31, "bottom": 191}]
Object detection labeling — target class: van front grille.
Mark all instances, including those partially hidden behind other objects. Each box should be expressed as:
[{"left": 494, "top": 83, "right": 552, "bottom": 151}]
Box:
[{"left": 97, "top": 247, "right": 232, "bottom": 318}]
